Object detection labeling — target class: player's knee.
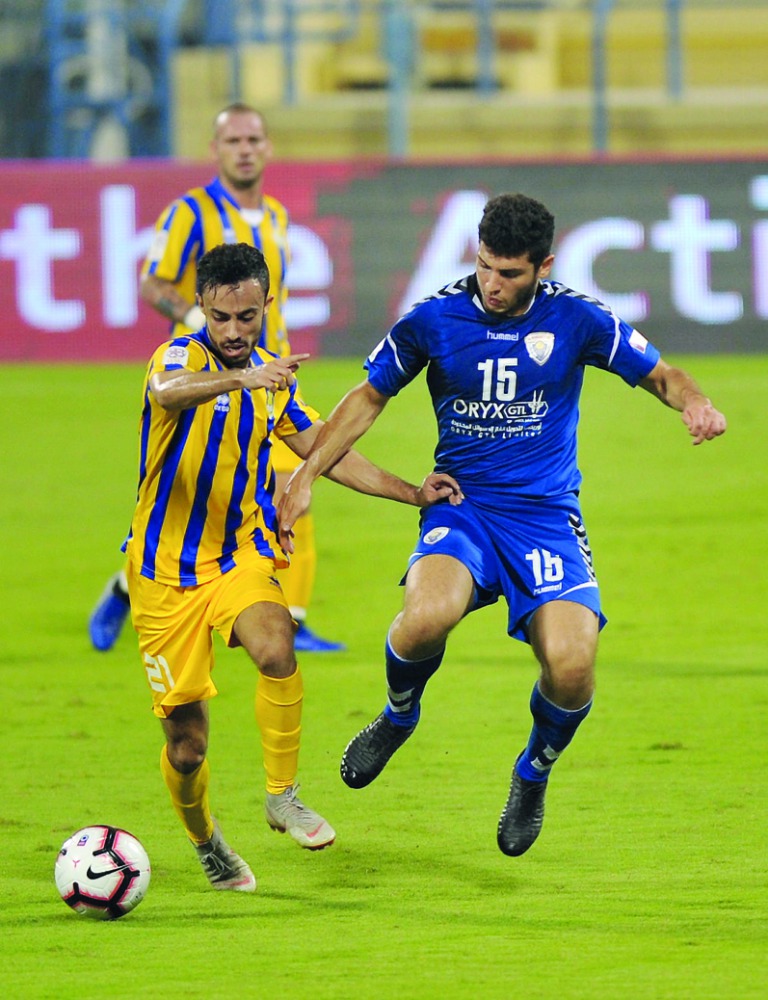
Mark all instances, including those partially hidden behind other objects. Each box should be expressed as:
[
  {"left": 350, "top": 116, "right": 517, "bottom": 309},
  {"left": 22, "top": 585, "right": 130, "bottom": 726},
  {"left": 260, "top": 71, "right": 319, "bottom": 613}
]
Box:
[
  {"left": 541, "top": 654, "right": 595, "bottom": 708},
  {"left": 404, "top": 592, "right": 463, "bottom": 636},
  {"left": 257, "top": 655, "right": 297, "bottom": 679},
  {"left": 238, "top": 619, "right": 295, "bottom": 675},
  {"left": 394, "top": 607, "right": 452, "bottom": 658},
  {"left": 166, "top": 734, "right": 207, "bottom": 773},
  {"left": 254, "top": 634, "right": 297, "bottom": 677}
]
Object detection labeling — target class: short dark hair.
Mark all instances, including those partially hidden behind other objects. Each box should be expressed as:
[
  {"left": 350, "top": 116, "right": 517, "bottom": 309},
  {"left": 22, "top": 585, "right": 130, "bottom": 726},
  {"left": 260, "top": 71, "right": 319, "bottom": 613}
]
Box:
[
  {"left": 196, "top": 243, "right": 271, "bottom": 299},
  {"left": 478, "top": 193, "right": 555, "bottom": 268}
]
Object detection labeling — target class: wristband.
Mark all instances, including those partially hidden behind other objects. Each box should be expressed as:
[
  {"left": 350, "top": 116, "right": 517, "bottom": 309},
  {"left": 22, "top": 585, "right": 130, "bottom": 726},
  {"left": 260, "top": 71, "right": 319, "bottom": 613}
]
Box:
[{"left": 183, "top": 305, "right": 206, "bottom": 331}]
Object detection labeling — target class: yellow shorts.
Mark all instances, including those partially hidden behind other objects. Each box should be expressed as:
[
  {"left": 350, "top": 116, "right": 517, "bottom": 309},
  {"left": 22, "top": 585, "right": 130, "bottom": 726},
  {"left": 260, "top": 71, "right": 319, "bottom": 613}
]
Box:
[
  {"left": 272, "top": 436, "right": 302, "bottom": 475},
  {"left": 127, "top": 552, "right": 288, "bottom": 719}
]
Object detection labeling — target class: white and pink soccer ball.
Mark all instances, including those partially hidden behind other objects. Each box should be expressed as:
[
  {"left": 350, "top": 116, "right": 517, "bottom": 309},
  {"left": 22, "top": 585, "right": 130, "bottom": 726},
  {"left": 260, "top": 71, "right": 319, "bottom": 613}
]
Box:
[{"left": 55, "top": 825, "right": 151, "bottom": 920}]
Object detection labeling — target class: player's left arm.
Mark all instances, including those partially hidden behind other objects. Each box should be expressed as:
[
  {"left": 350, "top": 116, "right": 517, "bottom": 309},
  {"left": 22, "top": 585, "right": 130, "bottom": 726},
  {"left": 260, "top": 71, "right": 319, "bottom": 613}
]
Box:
[
  {"left": 639, "top": 358, "right": 727, "bottom": 445},
  {"left": 284, "top": 421, "right": 463, "bottom": 508},
  {"left": 277, "top": 422, "right": 462, "bottom": 555}
]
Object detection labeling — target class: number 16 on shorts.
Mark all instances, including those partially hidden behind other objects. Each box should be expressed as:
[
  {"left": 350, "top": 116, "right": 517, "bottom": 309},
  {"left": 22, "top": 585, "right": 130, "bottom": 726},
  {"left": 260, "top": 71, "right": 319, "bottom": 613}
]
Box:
[{"left": 525, "top": 548, "right": 564, "bottom": 593}]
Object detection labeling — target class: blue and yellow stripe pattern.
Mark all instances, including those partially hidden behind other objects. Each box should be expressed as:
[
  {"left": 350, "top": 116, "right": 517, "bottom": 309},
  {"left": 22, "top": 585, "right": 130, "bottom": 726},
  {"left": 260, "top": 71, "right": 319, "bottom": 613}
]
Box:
[
  {"left": 141, "top": 177, "right": 290, "bottom": 357},
  {"left": 123, "top": 332, "right": 317, "bottom": 587}
]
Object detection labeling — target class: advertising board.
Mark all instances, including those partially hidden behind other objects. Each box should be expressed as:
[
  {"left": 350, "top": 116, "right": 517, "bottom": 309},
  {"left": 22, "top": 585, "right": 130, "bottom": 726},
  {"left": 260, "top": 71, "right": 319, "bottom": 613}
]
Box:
[{"left": 2, "top": 157, "right": 767, "bottom": 361}]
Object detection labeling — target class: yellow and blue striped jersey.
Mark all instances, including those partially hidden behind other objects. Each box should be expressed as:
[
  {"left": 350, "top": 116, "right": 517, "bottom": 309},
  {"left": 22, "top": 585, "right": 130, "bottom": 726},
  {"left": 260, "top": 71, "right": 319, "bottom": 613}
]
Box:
[
  {"left": 141, "top": 177, "right": 291, "bottom": 357},
  {"left": 122, "top": 332, "right": 318, "bottom": 587}
]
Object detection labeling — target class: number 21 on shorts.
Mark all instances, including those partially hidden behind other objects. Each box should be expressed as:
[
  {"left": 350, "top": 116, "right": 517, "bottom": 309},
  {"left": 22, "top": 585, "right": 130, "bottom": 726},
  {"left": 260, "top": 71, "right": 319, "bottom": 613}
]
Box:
[{"left": 144, "top": 652, "right": 175, "bottom": 693}]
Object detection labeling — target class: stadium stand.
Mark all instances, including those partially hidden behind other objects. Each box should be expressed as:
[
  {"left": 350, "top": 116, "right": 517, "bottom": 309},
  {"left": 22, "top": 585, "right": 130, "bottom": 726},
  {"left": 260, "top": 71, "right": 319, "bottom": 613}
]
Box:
[{"left": 1, "top": 0, "right": 767, "bottom": 160}]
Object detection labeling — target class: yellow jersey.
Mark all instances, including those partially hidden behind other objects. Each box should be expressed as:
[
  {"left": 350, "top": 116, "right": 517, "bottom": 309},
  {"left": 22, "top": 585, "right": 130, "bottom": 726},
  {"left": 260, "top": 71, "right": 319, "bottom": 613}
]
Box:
[
  {"left": 122, "top": 332, "right": 318, "bottom": 587},
  {"left": 141, "top": 177, "right": 290, "bottom": 357}
]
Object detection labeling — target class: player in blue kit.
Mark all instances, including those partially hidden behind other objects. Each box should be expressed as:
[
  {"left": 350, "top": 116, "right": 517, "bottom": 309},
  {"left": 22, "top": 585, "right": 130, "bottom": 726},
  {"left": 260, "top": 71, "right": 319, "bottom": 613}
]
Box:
[{"left": 276, "top": 193, "right": 727, "bottom": 857}]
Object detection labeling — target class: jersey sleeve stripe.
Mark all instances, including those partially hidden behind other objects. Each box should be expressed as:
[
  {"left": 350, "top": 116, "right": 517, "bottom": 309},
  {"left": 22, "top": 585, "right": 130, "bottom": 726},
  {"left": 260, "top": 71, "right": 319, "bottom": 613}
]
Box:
[
  {"left": 607, "top": 313, "right": 622, "bottom": 368},
  {"left": 386, "top": 332, "right": 406, "bottom": 375}
]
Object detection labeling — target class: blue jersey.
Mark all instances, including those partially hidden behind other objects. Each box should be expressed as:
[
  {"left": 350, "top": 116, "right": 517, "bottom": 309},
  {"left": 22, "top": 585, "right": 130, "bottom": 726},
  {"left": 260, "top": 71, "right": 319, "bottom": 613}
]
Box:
[{"left": 365, "top": 276, "right": 660, "bottom": 501}]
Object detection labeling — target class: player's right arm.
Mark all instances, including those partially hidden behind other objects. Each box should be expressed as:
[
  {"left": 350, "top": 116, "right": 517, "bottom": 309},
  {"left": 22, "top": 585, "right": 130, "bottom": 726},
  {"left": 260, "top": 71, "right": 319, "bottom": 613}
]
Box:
[
  {"left": 149, "top": 354, "right": 309, "bottom": 411},
  {"left": 140, "top": 273, "right": 205, "bottom": 332},
  {"left": 140, "top": 197, "right": 206, "bottom": 332},
  {"left": 639, "top": 358, "right": 727, "bottom": 445}
]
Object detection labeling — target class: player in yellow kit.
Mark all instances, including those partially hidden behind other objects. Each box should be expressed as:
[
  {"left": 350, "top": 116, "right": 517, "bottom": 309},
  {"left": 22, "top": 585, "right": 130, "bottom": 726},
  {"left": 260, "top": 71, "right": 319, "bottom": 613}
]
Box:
[
  {"left": 90, "top": 102, "right": 342, "bottom": 653},
  {"left": 126, "top": 242, "right": 461, "bottom": 890}
]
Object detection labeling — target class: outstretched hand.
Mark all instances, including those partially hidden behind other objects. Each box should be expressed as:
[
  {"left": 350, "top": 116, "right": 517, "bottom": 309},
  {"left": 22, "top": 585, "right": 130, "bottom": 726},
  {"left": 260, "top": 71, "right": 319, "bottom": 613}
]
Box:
[
  {"left": 681, "top": 398, "right": 727, "bottom": 445},
  {"left": 276, "top": 468, "right": 312, "bottom": 555},
  {"left": 417, "top": 472, "right": 464, "bottom": 507}
]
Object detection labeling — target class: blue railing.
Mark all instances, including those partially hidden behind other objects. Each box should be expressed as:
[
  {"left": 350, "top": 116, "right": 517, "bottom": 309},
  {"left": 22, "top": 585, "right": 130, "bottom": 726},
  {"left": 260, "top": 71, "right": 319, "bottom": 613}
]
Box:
[
  {"left": 204, "top": 0, "right": 361, "bottom": 105},
  {"left": 381, "top": 0, "right": 690, "bottom": 156},
  {"left": 591, "top": 0, "right": 684, "bottom": 152},
  {"left": 12, "top": 0, "right": 761, "bottom": 159},
  {"left": 44, "top": 0, "right": 187, "bottom": 157}
]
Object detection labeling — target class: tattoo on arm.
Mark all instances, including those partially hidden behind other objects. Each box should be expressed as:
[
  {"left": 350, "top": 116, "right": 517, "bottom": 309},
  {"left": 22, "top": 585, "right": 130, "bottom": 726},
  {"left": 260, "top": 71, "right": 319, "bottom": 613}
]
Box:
[{"left": 157, "top": 296, "right": 181, "bottom": 321}]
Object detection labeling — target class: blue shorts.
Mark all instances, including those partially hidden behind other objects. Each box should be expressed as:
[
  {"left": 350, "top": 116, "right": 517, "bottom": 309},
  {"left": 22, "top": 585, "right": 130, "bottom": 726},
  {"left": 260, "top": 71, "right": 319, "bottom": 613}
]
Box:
[{"left": 404, "top": 494, "right": 606, "bottom": 643}]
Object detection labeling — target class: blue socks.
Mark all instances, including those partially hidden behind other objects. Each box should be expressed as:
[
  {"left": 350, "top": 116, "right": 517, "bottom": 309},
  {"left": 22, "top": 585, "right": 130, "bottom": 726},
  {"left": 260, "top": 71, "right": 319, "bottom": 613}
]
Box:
[
  {"left": 382, "top": 633, "right": 444, "bottom": 728},
  {"left": 380, "top": 641, "right": 591, "bottom": 779},
  {"left": 515, "top": 682, "right": 593, "bottom": 783}
]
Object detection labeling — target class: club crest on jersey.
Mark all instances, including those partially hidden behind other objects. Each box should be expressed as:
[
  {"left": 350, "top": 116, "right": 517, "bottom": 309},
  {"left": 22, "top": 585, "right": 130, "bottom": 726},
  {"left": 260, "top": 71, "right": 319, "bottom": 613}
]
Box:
[
  {"left": 524, "top": 332, "right": 555, "bottom": 366},
  {"left": 163, "top": 345, "right": 189, "bottom": 367},
  {"left": 423, "top": 527, "right": 450, "bottom": 545},
  {"left": 147, "top": 228, "right": 169, "bottom": 263}
]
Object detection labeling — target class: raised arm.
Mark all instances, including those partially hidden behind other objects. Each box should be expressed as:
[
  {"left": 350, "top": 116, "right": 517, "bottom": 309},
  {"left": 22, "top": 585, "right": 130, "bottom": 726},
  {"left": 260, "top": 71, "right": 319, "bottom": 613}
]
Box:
[
  {"left": 639, "top": 358, "right": 726, "bottom": 445},
  {"left": 149, "top": 353, "right": 309, "bottom": 411}
]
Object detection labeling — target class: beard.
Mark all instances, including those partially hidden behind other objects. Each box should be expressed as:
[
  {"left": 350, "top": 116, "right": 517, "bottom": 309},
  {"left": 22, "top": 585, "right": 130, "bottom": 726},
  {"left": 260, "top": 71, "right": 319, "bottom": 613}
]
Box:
[
  {"left": 222, "top": 165, "right": 261, "bottom": 192},
  {"left": 483, "top": 275, "right": 539, "bottom": 316}
]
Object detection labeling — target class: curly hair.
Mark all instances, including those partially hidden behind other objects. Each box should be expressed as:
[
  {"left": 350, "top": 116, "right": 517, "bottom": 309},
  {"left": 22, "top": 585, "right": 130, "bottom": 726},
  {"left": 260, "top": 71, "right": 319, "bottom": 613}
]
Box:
[
  {"left": 478, "top": 193, "right": 555, "bottom": 267},
  {"left": 196, "top": 242, "right": 271, "bottom": 299}
]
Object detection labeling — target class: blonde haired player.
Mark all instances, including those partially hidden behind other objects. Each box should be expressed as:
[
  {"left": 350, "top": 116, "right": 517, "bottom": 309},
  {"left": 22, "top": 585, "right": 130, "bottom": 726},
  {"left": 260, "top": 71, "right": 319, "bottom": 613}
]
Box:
[{"left": 90, "top": 103, "right": 342, "bottom": 653}]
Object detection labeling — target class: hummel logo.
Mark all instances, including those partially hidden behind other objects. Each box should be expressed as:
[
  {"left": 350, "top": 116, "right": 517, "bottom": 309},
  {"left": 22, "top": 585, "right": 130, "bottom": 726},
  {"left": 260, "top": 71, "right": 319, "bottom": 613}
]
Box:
[{"left": 486, "top": 330, "right": 519, "bottom": 341}]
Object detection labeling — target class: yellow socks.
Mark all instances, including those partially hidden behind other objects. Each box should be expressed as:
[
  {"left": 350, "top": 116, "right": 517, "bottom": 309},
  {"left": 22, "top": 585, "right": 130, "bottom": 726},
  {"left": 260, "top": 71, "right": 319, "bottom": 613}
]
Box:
[
  {"left": 278, "top": 512, "right": 316, "bottom": 618},
  {"left": 160, "top": 670, "right": 304, "bottom": 834},
  {"left": 160, "top": 744, "right": 214, "bottom": 845},
  {"left": 255, "top": 668, "right": 303, "bottom": 795}
]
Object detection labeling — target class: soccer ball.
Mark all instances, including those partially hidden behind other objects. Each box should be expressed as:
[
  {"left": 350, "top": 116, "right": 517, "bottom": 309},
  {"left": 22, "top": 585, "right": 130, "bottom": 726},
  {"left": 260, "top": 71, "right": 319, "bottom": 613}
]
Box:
[{"left": 55, "top": 825, "right": 151, "bottom": 920}]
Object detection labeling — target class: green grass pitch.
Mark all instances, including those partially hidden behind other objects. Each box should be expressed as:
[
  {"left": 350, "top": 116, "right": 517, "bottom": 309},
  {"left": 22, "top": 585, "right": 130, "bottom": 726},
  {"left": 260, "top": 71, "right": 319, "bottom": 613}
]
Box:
[{"left": 0, "top": 356, "right": 766, "bottom": 999}]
